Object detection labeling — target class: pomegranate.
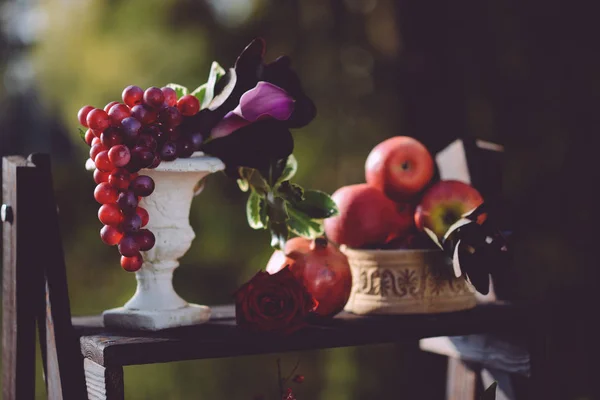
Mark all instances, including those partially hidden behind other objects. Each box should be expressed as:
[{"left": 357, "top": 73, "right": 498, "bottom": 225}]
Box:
[
  {"left": 324, "top": 183, "right": 397, "bottom": 249},
  {"left": 266, "top": 237, "right": 352, "bottom": 317}
]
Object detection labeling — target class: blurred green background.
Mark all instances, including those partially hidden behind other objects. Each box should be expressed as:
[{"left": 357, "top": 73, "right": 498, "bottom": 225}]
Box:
[{"left": 1, "top": 0, "right": 597, "bottom": 399}]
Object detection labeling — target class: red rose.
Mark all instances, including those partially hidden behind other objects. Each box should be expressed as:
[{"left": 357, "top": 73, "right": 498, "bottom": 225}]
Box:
[{"left": 234, "top": 266, "right": 317, "bottom": 334}]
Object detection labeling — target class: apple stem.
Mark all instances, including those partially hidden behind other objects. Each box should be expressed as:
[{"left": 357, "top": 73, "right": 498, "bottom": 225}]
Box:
[{"left": 401, "top": 161, "right": 410, "bottom": 170}]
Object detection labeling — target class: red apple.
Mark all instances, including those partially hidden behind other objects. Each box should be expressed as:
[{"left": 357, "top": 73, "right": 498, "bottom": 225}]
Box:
[
  {"left": 414, "top": 180, "right": 484, "bottom": 239},
  {"left": 266, "top": 237, "right": 352, "bottom": 317},
  {"left": 386, "top": 201, "right": 416, "bottom": 243},
  {"left": 324, "top": 184, "right": 397, "bottom": 249},
  {"left": 365, "top": 136, "right": 435, "bottom": 202}
]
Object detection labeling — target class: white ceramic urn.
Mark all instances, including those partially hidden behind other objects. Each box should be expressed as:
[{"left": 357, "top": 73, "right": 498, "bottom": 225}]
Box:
[{"left": 87, "top": 152, "right": 225, "bottom": 330}]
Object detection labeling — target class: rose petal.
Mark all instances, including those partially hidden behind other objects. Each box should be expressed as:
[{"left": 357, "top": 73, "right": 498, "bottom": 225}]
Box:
[{"left": 235, "top": 82, "right": 295, "bottom": 122}]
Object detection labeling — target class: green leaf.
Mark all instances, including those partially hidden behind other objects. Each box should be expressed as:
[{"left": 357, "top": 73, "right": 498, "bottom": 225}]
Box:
[
  {"left": 237, "top": 179, "right": 249, "bottom": 192},
  {"left": 78, "top": 128, "right": 86, "bottom": 143},
  {"left": 190, "top": 83, "right": 208, "bottom": 106},
  {"left": 270, "top": 222, "right": 288, "bottom": 250},
  {"left": 194, "top": 61, "right": 226, "bottom": 109},
  {"left": 287, "top": 207, "right": 324, "bottom": 239},
  {"left": 277, "top": 181, "right": 304, "bottom": 203},
  {"left": 481, "top": 382, "right": 497, "bottom": 400},
  {"left": 266, "top": 194, "right": 288, "bottom": 224},
  {"left": 165, "top": 83, "right": 188, "bottom": 99},
  {"left": 292, "top": 190, "right": 339, "bottom": 219},
  {"left": 276, "top": 155, "right": 297, "bottom": 184},
  {"left": 246, "top": 191, "right": 265, "bottom": 229},
  {"left": 239, "top": 167, "right": 270, "bottom": 195}
]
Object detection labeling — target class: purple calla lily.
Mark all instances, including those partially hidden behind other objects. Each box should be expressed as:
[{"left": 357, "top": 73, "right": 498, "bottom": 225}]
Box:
[
  {"left": 191, "top": 38, "right": 316, "bottom": 172},
  {"left": 211, "top": 82, "right": 295, "bottom": 139}
]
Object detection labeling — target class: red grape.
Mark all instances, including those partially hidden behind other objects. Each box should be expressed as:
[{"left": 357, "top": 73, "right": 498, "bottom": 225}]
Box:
[
  {"left": 86, "top": 108, "right": 110, "bottom": 132},
  {"left": 153, "top": 126, "right": 169, "bottom": 146},
  {"left": 158, "top": 106, "right": 182, "bottom": 128},
  {"left": 161, "top": 87, "right": 177, "bottom": 107},
  {"left": 108, "top": 168, "right": 131, "bottom": 191},
  {"left": 130, "top": 175, "right": 155, "bottom": 197},
  {"left": 136, "top": 134, "right": 157, "bottom": 151},
  {"left": 77, "top": 105, "right": 94, "bottom": 127},
  {"left": 94, "top": 182, "right": 119, "bottom": 204},
  {"left": 125, "top": 158, "right": 142, "bottom": 174},
  {"left": 91, "top": 129, "right": 103, "bottom": 138},
  {"left": 121, "top": 254, "right": 143, "bottom": 272},
  {"left": 93, "top": 169, "right": 110, "bottom": 184},
  {"left": 108, "top": 104, "right": 131, "bottom": 125},
  {"left": 165, "top": 126, "right": 180, "bottom": 142},
  {"left": 136, "top": 207, "right": 149, "bottom": 227},
  {"left": 131, "top": 146, "right": 154, "bottom": 169},
  {"left": 148, "top": 155, "right": 161, "bottom": 169},
  {"left": 143, "top": 87, "right": 165, "bottom": 109},
  {"left": 177, "top": 95, "right": 200, "bottom": 116},
  {"left": 189, "top": 132, "right": 204, "bottom": 151},
  {"left": 122, "top": 85, "right": 144, "bottom": 107},
  {"left": 176, "top": 137, "right": 195, "bottom": 158},
  {"left": 104, "top": 101, "right": 120, "bottom": 112},
  {"left": 94, "top": 150, "right": 115, "bottom": 172},
  {"left": 159, "top": 141, "right": 177, "bottom": 161},
  {"left": 90, "top": 143, "right": 107, "bottom": 162},
  {"left": 101, "top": 127, "right": 123, "bottom": 148},
  {"left": 120, "top": 117, "right": 142, "bottom": 145},
  {"left": 91, "top": 137, "right": 101, "bottom": 146},
  {"left": 84, "top": 129, "right": 95, "bottom": 146},
  {"left": 98, "top": 203, "right": 123, "bottom": 227},
  {"left": 121, "top": 214, "right": 142, "bottom": 233},
  {"left": 117, "top": 190, "right": 138, "bottom": 215},
  {"left": 135, "top": 229, "right": 156, "bottom": 251},
  {"left": 118, "top": 234, "right": 140, "bottom": 257},
  {"left": 131, "top": 104, "right": 157, "bottom": 125},
  {"left": 100, "top": 225, "right": 123, "bottom": 246},
  {"left": 108, "top": 144, "right": 131, "bottom": 167}
]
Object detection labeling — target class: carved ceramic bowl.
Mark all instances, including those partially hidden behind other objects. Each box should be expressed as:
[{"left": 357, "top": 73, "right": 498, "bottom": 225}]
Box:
[{"left": 341, "top": 247, "right": 476, "bottom": 315}]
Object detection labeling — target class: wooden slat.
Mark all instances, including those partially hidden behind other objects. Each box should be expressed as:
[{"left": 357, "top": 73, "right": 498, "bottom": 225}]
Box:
[
  {"left": 2, "top": 156, "right": 37, "bottom": 400},
  {"left": 84, "top": 358, "right": 124, "bottom": 400},
  {"left": 29, "top": 154, "right": 87, "bottom": 399},
  {"left": 75, "top": 302, "right": 528, "bottom": 367},
  {"left": 446, "top": 358, "right": 477, "bottom": 400},
  {"left": 419, "top": 334, "right": 530, "bottom": 376}
]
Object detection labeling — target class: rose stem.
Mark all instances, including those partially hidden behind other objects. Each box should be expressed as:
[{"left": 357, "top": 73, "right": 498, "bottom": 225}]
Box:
[{"left": 283, "top": 357, "right": 302, "bottom": 385}]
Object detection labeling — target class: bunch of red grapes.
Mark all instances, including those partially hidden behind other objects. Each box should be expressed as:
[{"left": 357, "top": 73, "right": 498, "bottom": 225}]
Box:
[{"left": 78, "top": 85, "right": 203, "bottom": 272}]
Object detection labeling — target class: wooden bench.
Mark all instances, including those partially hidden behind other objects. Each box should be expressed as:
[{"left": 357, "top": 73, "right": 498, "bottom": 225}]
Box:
[
  {"left": 2, "top": 154, "right": 543, "bottom": 399},
  {"left": 73, "top": 302, "right": 528, "bottom": 399}
]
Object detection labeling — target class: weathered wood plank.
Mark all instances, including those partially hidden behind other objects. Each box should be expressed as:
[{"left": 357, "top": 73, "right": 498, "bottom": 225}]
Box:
[
  {"left": 446, "top": 358, "right": 477, "bottom": 400},
  {"left": 2, "top": 156, "right": 37, "bottom": 400},
  {"left": 75, "top": 302, "right": 528, "bottom": 367},
  {"left": 30, "top": 154, "right": 87, "bottom": 399},
  {"left": 419, "top": 334, "right": 530, "bottom": 376},
  {"left": 84, "top": 358, "right": 124, "bottom": 400}
]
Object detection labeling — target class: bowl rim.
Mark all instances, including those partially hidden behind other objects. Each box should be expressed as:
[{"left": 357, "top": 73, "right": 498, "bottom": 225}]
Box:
[{"left": 339, "top": 245, "right": 443, "bottom": 257}]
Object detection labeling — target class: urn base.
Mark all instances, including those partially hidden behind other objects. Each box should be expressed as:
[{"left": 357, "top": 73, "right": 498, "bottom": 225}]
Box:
[{"left": 102, "top": 304, "right": 211, "bottom": 331}]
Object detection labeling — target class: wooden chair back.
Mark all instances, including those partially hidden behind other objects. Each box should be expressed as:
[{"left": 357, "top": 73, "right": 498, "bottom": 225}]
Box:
[{"left": 2, "top": 154, "right": 86, "bottom": 399}]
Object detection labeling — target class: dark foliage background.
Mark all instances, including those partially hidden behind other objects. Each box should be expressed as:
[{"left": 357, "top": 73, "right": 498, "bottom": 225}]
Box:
[{"left": 1, "top": 0, "right": 597, "bottom": 398}]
